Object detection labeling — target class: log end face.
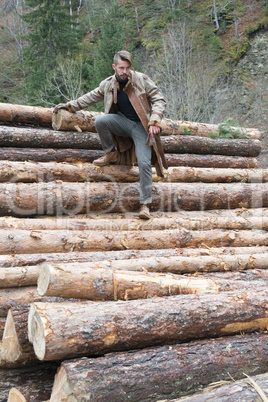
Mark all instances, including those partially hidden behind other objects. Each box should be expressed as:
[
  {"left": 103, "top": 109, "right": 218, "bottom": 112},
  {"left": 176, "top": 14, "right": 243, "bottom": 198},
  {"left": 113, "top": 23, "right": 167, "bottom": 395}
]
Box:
[
  {"left": 8, "top": 387, "right": 26, "bottom": 402},
  {"left": 37, "top": 263, "right": 51, "bottom": 296},
  {"left": 52, "top": 110, "right": 62, "bottom": 131},
  {"left": 31, "top": 311, "right": 46, "bottom": 361}
]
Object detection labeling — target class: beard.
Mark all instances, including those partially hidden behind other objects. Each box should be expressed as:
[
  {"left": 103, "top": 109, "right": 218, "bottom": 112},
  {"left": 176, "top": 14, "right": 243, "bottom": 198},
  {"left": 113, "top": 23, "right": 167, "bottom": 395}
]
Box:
[{"left": 115, "top": 73, "right": 129, "bottom": 83}]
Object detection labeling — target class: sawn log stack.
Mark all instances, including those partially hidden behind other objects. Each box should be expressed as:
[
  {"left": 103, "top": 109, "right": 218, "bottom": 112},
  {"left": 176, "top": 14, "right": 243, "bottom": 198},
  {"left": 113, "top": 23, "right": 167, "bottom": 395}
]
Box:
[{"left": 0, "top": 102, "right": 267, "bottom": 401}]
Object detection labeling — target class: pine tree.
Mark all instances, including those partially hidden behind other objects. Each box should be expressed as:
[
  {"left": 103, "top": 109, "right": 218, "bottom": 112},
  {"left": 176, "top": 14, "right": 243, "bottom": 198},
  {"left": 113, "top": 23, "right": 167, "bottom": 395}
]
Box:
[{"left": 21, "top": 0, "right": 81, "bottom": 103}]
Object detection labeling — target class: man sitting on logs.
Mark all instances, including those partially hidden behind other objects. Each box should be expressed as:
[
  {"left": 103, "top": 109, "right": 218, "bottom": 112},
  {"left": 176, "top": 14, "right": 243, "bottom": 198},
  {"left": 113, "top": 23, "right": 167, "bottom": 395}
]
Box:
[{"left": 53, "top": 50, "right": 168, "bottom": 220}]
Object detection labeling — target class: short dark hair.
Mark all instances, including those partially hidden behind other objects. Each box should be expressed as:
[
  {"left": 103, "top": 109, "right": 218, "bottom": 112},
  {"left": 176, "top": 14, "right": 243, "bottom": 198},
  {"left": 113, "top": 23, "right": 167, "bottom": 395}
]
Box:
[{"left": 114, "top": 50, "right": 133, "bottom": 70}]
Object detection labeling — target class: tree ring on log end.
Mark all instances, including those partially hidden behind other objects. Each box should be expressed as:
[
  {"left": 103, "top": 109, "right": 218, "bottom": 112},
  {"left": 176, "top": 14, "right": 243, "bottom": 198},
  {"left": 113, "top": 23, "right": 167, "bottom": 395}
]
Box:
[
  {"left": 31, "top": 311, "right": 46, "bottom": 360},
  {"left": 37, "top": 263, "right": 51, "bottom": 296}
]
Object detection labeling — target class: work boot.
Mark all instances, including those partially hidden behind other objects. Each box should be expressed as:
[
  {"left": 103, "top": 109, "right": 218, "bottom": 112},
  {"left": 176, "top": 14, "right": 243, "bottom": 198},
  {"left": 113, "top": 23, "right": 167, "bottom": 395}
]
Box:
[
  {"left": 139, "top": 204, "right": 150, "bottom": 220},
  {"left": 93, "top": 151, "right": 117, "bottom": 167}
]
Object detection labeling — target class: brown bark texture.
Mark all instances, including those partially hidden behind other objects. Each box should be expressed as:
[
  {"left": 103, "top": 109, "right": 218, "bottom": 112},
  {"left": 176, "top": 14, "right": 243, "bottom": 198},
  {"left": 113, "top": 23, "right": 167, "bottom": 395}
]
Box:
[
  {"left": 0, "top": 125, "right": 262, "bottom": 156},
  {"left": 0, "top": 161, "right": 268, "bottom": 184},
  {"left": 0, "top": 147, "right": 103, "bottom": 163},
  {"left": 49, "top": 333, "right": 268, "bottom": 402},
  {"left": 1, "top": 306, "right": 36, "bottom": 364},
  {"left": 0, "top": 318, "right": 5, "bottom": 340},
  {"left": 0, "top": 103, "right": 53, "bottom": 127},
  {"left": 0, "top": 266, "right": 41, "bottom": 288},
  {"left": 0, "top": 147, "right": 258, "bottom": 168},
  {"left": 1, "top": 182, "right": 268, "bottom": 216},
  {"left": 0, "top": 364, "right": 58, "bottom": 402},
  {"left": 0, "top": 228, "right": 268, "bottom": 254},
  {"left": 0, "top": 246, "right": 268, "bottom": 268},
  {"left": 30, "top": 288, "right": 268, "bottom": 361},
  {"left": 52, "top": 109, "right": 261, "bottom": 140},
  {"left": 176, "top": 372, "right": 268, "bottom": 401},
  {"left": 37, "top": 263, "right": 268, "bottom": 300}
]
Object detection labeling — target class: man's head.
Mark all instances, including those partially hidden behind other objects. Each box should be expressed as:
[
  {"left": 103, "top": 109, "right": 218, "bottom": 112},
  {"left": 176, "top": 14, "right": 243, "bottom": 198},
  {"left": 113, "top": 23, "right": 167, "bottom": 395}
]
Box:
[{"left": 112, "top": 50, "right": 133, "bottom": 82}]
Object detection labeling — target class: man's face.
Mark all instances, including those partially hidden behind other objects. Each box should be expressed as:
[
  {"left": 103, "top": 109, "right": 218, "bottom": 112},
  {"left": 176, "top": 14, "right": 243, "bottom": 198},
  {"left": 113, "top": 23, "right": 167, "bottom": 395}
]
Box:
[{"left": 112, "top": 59, "right": 131, "bottom": 81}]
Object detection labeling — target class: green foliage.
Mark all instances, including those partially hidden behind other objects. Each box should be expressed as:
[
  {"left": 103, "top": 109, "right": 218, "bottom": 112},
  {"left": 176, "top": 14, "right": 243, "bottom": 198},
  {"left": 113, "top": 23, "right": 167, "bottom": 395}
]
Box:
[
  {"left": 209, "top": 118, "right": 249, "bottom": 139},
  {"left": 182, "top": 126, "right": 194, "bottom": 135},
  {"left": 202, "top": 27, "right": 224, "bottom": 60}
]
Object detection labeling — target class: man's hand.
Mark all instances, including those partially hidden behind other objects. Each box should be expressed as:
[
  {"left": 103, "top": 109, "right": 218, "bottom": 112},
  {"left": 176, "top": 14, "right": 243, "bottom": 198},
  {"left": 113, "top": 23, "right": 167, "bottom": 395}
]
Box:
[
  {"left": 149, "top": 125, "right": 160, "bottom": 139},
  {"left": 53, "top": 103, "right": 69, "bottom": 114}
]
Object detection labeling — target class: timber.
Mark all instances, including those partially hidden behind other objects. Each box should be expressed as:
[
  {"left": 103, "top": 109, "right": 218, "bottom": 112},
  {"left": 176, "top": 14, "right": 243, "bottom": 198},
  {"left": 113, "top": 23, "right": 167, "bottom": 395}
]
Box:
[
  {"left": 0, "top": 246, "right": 268, "bottom": 268},
  {"left": 0, "top": 318, "right": 5, "bottom": 339},
  {"left": 52, "top": 109, "right": 261, "bottom": 140},
  {"left": 0, "top": 182, "right": 268, "bottom": 216},
  {"left": 1, "top": 306, "right": 36, "bottom": 364},
  {"left": 29, "top": 288, "right": 268, "bottom": 361},
  {"left": 177, "top": 372, "right": 268, "bottom": 401},
  {"left": 0, "top": 148, "right": 258, "bottom": 168},
  {"left": 0, "top": 266, "right": 41, "bottom": 288},
  {"left": 0, "top": 103, "right": 53, "bottom": 127},
  {"left": 37, "top": 264, "right": 268, "bottom": 300},
  {"left": 0, "top": 161, "right": 268, "bottom": 183},
  {"left": 0, "top": 125, "right": 262, "bottom": 156},
  {"left": 0, "top": 229, "right": 267, "bottom": 254},
  {"left": 49, "top": 334, "right": 267, "bottom": 401}
]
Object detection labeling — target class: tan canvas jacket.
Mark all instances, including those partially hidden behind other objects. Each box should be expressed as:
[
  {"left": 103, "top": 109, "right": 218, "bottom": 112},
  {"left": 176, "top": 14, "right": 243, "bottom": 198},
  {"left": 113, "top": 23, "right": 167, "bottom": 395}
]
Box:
[{"left": 67, "top": 71, "right": 168, "bottom": 175}]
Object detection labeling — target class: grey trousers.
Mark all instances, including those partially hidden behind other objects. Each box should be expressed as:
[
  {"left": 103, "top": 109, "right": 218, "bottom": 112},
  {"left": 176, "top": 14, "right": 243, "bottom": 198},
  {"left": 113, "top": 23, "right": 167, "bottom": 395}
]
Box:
[{"left": 95, "top": 112, "right": 152, "bottom": 204}]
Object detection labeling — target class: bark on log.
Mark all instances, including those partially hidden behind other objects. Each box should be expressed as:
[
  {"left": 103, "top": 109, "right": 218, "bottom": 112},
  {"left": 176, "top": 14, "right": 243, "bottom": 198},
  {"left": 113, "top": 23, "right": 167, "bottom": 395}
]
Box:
[
  {"left": 0, "top": 247, "right": 268, "bottom": 268},
  {"left": 1, "top": 182, "right": 268, "bottom": 216},
  {"left": 0, "top": 287, "right": 72, "bottom": 317},
  {"left": 0, "top": 318, "right": 5, "bottom": 340},
  {"left": 0, "top": 147, "right": 103, "bottom": 163},
  {"left": 0, "top": 229, "right": 268, "bottom": 254},
  {"left": 1, "top": 207, "right": 268, "bottom": 231},
  {"left": 0, "top": 103, "right": 53, "bottom": 127},
  {"left": 0, "top": 125, "right": 262, "bottom": 156},
  {"left": 0, "top": 364, "right": 58, "bottom": 402},
  {"left": 29, "top": 288, "right": 268, "bottom": 361},
  {"left": 49, "top": 334, "right": 268, "bottom": 401},
  {"left": 0, "top": 148, "right": 258, "bottom": 169},
  {"left": 52, "top": 109, "right": 261, "bottom": 140},
  {"left": 0, "top": 161, "right": 268, "bottom": 184},
  {"left": 176, "top": 372, "right": 268, "bottom": 401},
  {"left": 1, "top": 306, "right": 36, "bottom": 364},
  {"left": 0, "top": 266, "right": 41, "bottom": 288},
  {"left": 37, "top": 264, "right": 268, "bottom": 300}
]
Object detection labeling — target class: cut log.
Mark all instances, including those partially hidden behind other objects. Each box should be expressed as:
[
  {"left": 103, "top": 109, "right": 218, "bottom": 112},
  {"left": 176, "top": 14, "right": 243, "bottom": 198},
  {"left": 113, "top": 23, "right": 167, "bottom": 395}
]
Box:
[
  {"left": 0, "top": 318, "right": 5, "bottom": 340},
  {"left": 49, "top": 333, "right": 268, "bottom": 401},
  {"left": 165, "top": 154, "right": 258, "bottom": 168},
  {"left": 1, "top": 161, "right": 268, "bottom": 184},
  {"left": 1, "top": 182, "right": 268, "bottom": 216},
  {"left": 161, "top": 136, "right": 261, "bottom": 156},
  {"left": 0, "top": 207, "right": 268, "bottom": 231},
  {"left": 176, "top": 372, "right": 268, "bottom": 401},
  {"left": 1, "top": 306, "right": 36, "bottom": 364},
  {"left": 0, "top": 246, "right": 268, "bottom": 267},
  {"left": 0, "top": 125, "right": 262, "bottom": 156},
  {"left": 0, "top": 147, "right": 103, "bottom": 163},
  {"left": 37, "top": 264, "right": 268, "bottom": 300},
  {"left": 0, "top": 103, "right": 53, "bottom": 127},
  {"left": 0, "top": 287, "right": 74, "bottom": 317},
  {"left": 30, "top": 288, "right": 268, "bottom": 361},
  {"left": 0, "top": 229, "right": 268, "bottom": 254},
  {"left": 0, "top": 266, "right": 41, "bottom": 288},
  {"left": 0, "top": 148, "right": 258, "bottom": 169},
  {"left": 0, "top": 364, "right": 58, "bottom": 402},
  {"left": 52, "top": 109, "right": 261, "bottom": 140}
]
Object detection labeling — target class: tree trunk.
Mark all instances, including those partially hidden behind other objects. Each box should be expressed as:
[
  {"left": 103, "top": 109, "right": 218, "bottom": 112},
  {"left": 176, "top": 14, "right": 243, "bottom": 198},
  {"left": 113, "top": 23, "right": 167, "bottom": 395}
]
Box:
[
  {"left": 0, "top": 147, "right": 103, "bottom": 163},
  {"left": 0, "top": 182, "right": 268, "bottom": 216},
  {"left": 0, "top": 103, "right": 53, "bottom": 127},
  {"left": 0, "top": 161, "right": 267, "bottom": 184},
  {"left": 0, "top": 364, "right": 58, "bottom": 402},
  {"left": 37, "top": 263, "right": 268, "bottom": 300},
  {"left": 29, "top": 288, "right": 268, "bottom": 361},
  {"left": 0, "top": 228, "right": 267, "bottom": 254},
  {"left": 0, "top": 148, "right": 258, "bottom": 168},
  {"left": 52, "top": 109, "right": 261, "bottom": 140},
  {"left": 177, "top": 372, "right": 268, "bottom": 402},
  {"left": 0, "top": 246, "right": 267, "bottom": 268},
  {"left": 49, "top": 334, "right": 268, "bottom": 401},
  {"left": 161, "top": 136, "right": 261, "bottom": 157},
  {"left": 0, "top": 266, "right": 41, "bottom": 288},
  {"left": 0, "top": 125, "right": 262, "bottom": 156},
  {"left": 165, "top": 154, "right": 258, "bottom": 168},
  {"left": 1, "top": 207, "right": 267, "bottom": 231},
  {"left": 1, "top": 306, "right": 36, "bottom": 364}
]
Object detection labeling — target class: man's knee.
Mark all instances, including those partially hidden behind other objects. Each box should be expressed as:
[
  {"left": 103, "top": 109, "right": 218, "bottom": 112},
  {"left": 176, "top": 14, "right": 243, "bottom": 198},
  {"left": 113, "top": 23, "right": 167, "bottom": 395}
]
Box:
[{"left": 95, "top": 114, "right": 109, "bottom": 130}]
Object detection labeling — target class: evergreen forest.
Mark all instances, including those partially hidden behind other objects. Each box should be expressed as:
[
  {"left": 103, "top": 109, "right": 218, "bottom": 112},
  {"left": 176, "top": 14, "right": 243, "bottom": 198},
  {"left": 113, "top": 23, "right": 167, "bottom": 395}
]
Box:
[{"left": 0, "top": 0, "right": 267, "bottom": 124}]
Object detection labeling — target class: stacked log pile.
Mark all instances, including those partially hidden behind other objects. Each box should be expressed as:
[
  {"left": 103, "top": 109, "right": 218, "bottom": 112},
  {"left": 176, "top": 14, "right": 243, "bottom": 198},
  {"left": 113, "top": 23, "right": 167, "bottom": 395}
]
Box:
[{"left": 0, "top": 102, "right": 267, "bottom": 401}]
